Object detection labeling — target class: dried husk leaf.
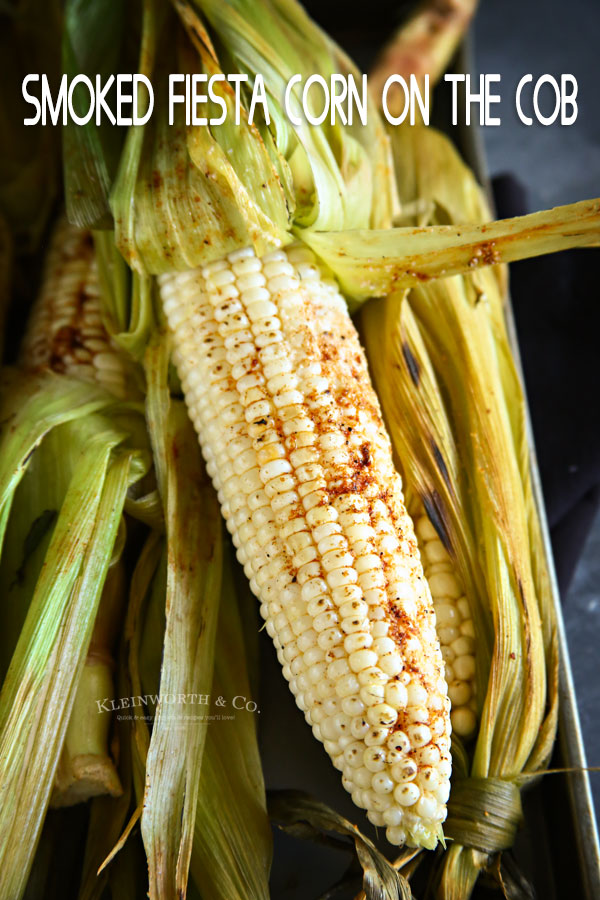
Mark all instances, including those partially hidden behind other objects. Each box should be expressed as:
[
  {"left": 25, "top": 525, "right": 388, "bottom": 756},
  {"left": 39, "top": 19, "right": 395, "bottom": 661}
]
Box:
[
  {"left": 305, "top": 197, "right": 600, "bottom": 306},
  {"left": 140, "top": 330, "right": 223, "bottom": 900},
  {"left": 109, "top": 0, "right": 396, "bottom": 274},
  {"left": 361, "top": 293, "right": 493, "bottom": 712},
  {"left": 0, "top": 373, "right": 149, "bottom": 900},
  {"left": 361, "top": 125, "right": 558, "bottom": 898},
  {"left": 269, "top": 790, "right": 413, "bottom": 900},
  {"left": 62, "top": 0, "right": 127, "bottom": 228},
  {"left": 77, "top": 534, "right": 162, "bottom": 900},
  {"left": 189, "top": 553, "right": 272, "bottom": 900}
]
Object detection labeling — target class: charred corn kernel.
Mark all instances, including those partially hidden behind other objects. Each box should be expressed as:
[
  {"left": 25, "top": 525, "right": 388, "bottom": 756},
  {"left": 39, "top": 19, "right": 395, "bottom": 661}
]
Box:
[
  {"left": 414, "top": 509, "right": 477, "bottom": 738},
  {"left": 158, "top": 246, "right": 451, "bottom": 849},
  {"left": 20, "top": 218, "right": 127, "bottom": 398}
]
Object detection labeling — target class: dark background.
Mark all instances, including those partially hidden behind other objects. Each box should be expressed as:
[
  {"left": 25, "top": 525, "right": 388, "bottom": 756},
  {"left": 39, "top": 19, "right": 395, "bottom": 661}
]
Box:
[{"left": 263, "top": 0, "right": 600, "bottom": 896}]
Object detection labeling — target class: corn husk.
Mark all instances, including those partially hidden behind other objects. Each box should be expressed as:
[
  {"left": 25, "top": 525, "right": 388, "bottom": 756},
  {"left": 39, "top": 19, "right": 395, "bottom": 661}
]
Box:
[
  {"left": 362, "top": 125, "right": 558, "bottom": 898},
  {"left": 76, "top": 536, "right": 158, "bottom": 900},
  {"left": 305, "top": 197, "right": 600, "bottom": 306},
  {"left": 51, "top": 555, "right": 127, "bottom": 808},
  {"left": 62, "top": 0, "right": 128, "bottom": 229},
  {"left": 65, "top": 0, "right": 396, "bottom": 274},
  {"left": 269, "top": 791, "right": 412, "bottom": 900},
  {"left": 140, "top": 330, "right": 224, "bottom": 900},
  {"left": 189, "top": 557, "right": 272, "bottom": 900},
  {"left": 0, "top": 370, "right": 150, "bottom": 900},
  {"left": 114, "top": 515, "right": 272, "bottom": 900}
]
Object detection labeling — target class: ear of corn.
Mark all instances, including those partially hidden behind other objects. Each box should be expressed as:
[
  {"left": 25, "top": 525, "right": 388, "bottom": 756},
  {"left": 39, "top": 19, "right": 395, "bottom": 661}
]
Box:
[
  {"left": 412, "top": 507, "right": 477, "bottom": 740},
  {"left": 48, "top": 0, "right": 587, "bottom": 884},
  {"left": 360, "top": 288, "right": 493, "bottom": 748},
  {"left": 158, "top": 246, "right": 452, "bottom": 849},
  {"left": 0, "top": 214, "right": 156, "bottom": 898},
  {"left": 16, "top": 218, "right": 146, "bottom": 813},
  {"left": 20, "top": 218, "right": 130, "bottom": 398}
]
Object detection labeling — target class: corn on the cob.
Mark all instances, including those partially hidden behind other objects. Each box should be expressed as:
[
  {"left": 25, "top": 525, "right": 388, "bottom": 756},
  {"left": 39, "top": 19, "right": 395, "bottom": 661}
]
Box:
[
  {"left": 158, "top": 245, "right": 452, "bottom": 848},
  {"left": 413, "top": 510, "right": 477, "bottom": 739},
  {"left": 20, "top": 218, "right": 127, "bottom": 398}
]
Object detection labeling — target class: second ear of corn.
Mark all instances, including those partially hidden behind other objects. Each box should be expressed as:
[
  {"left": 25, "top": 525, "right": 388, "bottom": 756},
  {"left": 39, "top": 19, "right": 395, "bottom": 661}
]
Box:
[
  {"left": 20, "top": 217, "right": 128, "bottom": 398},
  {"left": 413, "top": 508, "right": 477, "bottom": 739},
  {"left": 159, "top": 244, "right": 452, "bottom": 849}
]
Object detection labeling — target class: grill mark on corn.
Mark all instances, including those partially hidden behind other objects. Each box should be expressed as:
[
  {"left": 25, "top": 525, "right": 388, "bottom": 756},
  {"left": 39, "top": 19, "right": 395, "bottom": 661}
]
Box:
[
  {"left": 159, "top": 245, "right": 452, "bottom": 849},
  {"left": 402, "top": 341, "right": 421, "bottom": 387},
  {"left": 422, "top": 491, "right": 452, "bottom": 552}
]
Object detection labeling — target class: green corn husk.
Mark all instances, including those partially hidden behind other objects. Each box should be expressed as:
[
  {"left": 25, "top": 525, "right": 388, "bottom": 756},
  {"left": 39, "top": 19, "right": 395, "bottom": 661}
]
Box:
[
  {"left": 94, "top": 229, "right": 157, "bottom": 364},
  {"left": 51, "top": 554, "right": 127, "bottom": 808},
  {"left": 80, "top": 531, "right": 161, "bottom": 900},
  {"left": 117, "top": 505, "right": 272, "bottom": 900},
  {"left": 65, "top": 0, "right": 396, "bottom": 269},
  {"left": 0, "top": 216, "right": 159, "bottom": 898},
  {"left": 361, "top": 125, "right": 558, "bottom": 898},
  {"left": 85, "top": 310, "right": 271, "bottom": 899},
  {"left": 62, "top": 0, "right": 128, "bottom": 229},
  {"left": 189, "top": 559, "right": 272, "bottom": 900},
  {"left": 140, "top": 329, "right": 224, "bottom": 900},
  {"left": 305, "top": 197, "right": 600, "bottom": 307},
  {"left": 77, "top": 667, "right": 139, "bottom": 900},
  {"left": 64, "top": 0, "right": 598, "bottom": 289},
  {"left": 0, "top": 370, "right": 150, "bottom": 900}
]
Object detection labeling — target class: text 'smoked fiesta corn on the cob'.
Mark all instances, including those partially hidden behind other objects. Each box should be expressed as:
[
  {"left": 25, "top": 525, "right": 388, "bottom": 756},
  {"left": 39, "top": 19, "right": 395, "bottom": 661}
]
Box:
[{"left": 159, "top": 245, "right": 452, "bottom": 848}]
